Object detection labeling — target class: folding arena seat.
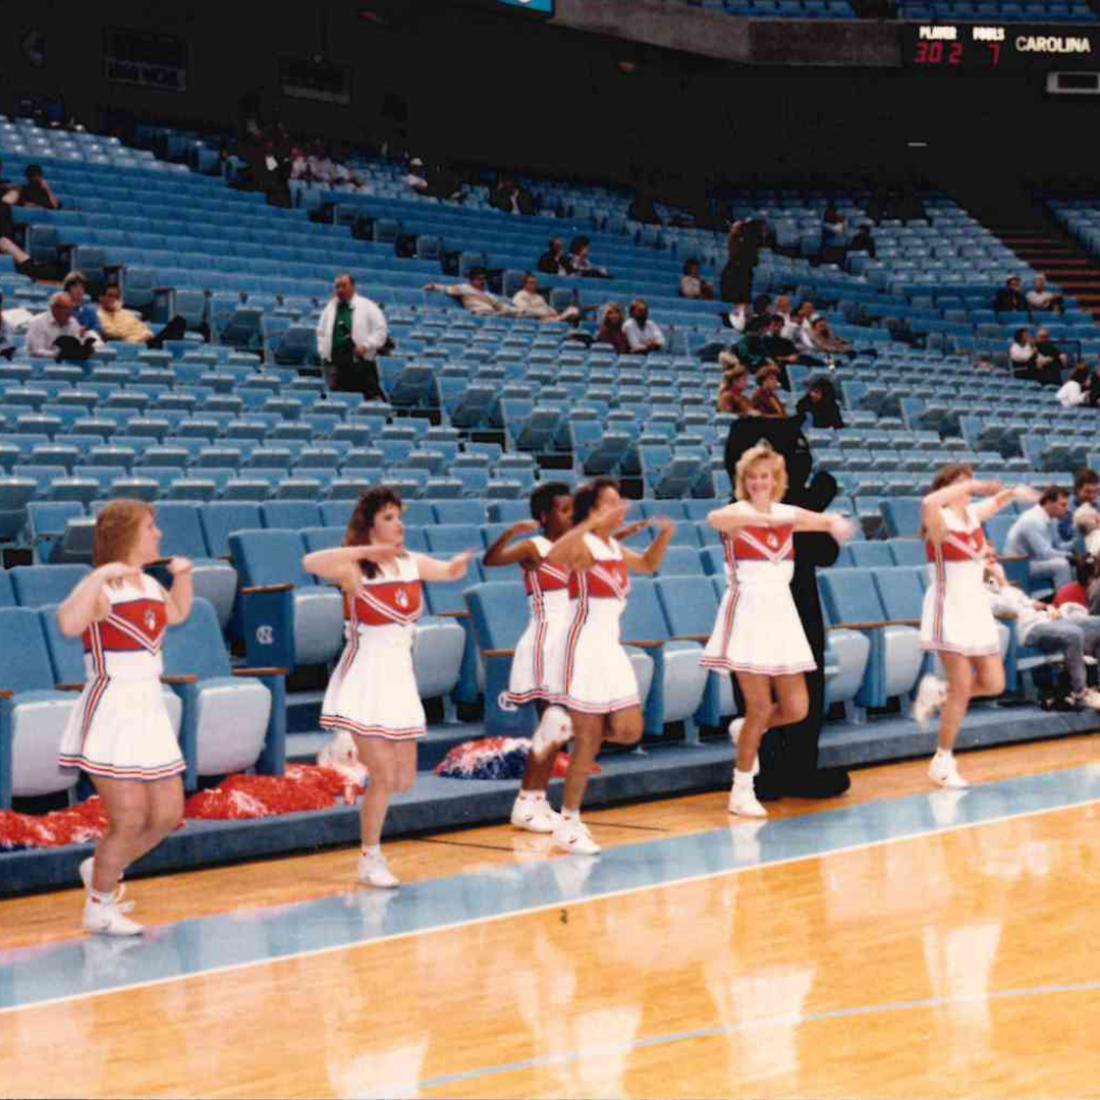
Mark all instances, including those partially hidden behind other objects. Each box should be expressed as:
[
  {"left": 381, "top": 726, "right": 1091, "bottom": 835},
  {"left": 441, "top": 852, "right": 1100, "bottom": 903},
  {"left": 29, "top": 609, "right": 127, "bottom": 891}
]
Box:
[
  {"left": 161, "top": 597, "right": 283, "bottom": 790},
  {"left": 154, "top": 502, "right": 239, "bottom": 628},
  {"left": 0, "top": 607, "right": 83, "bottom": 807},
  {"left": 199, "top": 501, "right": 264, "bottom": 559},
  {"left": 848, "top": 542, "right": 895, "bottom": 569},
  {"left": 887, "top": 539, "right": 926, "bottom": 566},
  {"left": 656, "top": 545, "right": 705, "bottom": 575},
  {"left": 262, "top": 501, "right": 323, "bottom": 530},
  {"left": 320, "top": 500, "right": 355, "bottom": 528},
  {"left": 818, "top": 567, "right": 923, "bottom": 710},
  {"left": 432, "top": 499, "right": 488, "bottom": 526},
  {"left": 9, "top": 564, "right": 91, "bottom": 609}
]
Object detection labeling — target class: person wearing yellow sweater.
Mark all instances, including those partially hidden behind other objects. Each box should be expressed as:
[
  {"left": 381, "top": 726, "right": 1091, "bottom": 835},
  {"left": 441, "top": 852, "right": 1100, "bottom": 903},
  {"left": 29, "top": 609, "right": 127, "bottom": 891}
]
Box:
[{"left": 97, "top": 286, "right": 186, "bottom": 347}]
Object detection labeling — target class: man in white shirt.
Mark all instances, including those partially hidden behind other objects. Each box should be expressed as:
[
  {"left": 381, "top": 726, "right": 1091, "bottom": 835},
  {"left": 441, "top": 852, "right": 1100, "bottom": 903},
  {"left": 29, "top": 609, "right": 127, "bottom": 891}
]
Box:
[
  {"left": 622, "top": 299, "right": 666, "bottom": 355},
  {"left": 1026, "top": 274, "right": 1064, "bottom": 315},
  {"left": 511, "top": 274, "right": 580, "bottom": 323},
  {"left": 25, "top": 292, "right": 104, "bottom": 359},
  {"left": 404, "top": 158, "right": 429, "bottom": 194},
  {"left": 315, "top": 273, "right": 389, "bottom": 399},
  {"left": 424, "top": 271, "right": 518, "bottom": 317}
]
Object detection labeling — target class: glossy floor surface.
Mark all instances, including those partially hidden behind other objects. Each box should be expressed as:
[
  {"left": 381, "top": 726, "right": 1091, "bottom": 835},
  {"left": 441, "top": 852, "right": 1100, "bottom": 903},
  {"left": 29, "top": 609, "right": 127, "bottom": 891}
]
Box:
[{"left": 2, "top": 737, "right": 1098, "bottom": 1099}]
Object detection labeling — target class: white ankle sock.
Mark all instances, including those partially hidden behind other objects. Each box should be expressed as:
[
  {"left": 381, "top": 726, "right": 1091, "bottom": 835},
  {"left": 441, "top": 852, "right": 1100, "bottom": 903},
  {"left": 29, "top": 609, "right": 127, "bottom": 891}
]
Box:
[
  {"left": 88, "top": 888, "right": 113, "bottom": 906},
  {"left": 733, "top": 768, "right": 755, "bottom": 788},
  {"left": 518, "top": 789, "right": 545, "bottom": 803},
  {"left": 361, "top": 844, "right": 382, "bottom": 858},
  {"left": 561, "top": 808, "right": 580, "bottom": 822}
]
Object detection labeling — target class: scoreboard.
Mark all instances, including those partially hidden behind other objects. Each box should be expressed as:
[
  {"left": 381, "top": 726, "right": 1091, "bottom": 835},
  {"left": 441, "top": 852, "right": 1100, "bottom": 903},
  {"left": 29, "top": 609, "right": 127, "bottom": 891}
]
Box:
[{"left": 903, "top": 22, "right": 1098, "bottom": 69}]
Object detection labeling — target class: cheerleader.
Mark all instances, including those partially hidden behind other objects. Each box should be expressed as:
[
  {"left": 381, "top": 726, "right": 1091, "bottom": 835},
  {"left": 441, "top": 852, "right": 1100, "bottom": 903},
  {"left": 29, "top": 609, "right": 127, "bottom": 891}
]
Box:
[
  {"left": 703, "top": 443, "right": 854, "bottom": 818},
  {"left": 913, "top": 467, "right": 1038, "bottom": 789},
  {"left": 56, "top": 500, "right": 194, "bottom": 936},
  {"left": 482, "top": 482, "right": 576, "bottom": 834},
  {"left": 545, "top": 478, "right": 675, "bottom": 855},
  {"left": 303, "top": 487, "right": 474, "bottom": 888}
]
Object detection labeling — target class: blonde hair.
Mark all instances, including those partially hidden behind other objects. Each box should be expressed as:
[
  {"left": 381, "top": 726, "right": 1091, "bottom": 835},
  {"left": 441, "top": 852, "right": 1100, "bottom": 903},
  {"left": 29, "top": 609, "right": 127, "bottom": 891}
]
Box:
[
  {"left": 734, "top": 441, "right": 788, "bottom": 503},
  {"left": 93, "top": 499, "right": 154, "bottom": 567}
]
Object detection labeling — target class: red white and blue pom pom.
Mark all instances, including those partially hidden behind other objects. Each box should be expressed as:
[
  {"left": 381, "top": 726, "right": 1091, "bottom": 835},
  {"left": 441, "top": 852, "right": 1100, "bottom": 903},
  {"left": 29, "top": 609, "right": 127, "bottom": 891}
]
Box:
[{"left": 435, "top": 738, "right": 599, "bottom": 780}]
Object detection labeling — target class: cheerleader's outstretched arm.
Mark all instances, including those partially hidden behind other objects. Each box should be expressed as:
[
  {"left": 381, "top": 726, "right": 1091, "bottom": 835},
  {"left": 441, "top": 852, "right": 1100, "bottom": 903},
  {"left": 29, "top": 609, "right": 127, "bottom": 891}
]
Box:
[
  {"left": 483, "top": 521, "right": 543, "bottom": 568},
  {"left": 302, "top": 545, "right": 401, "bottom": 594},
  {"left": 164, "top": 557, "right": 194, "bottom": 625},
  {"left": 790, "top": 509, "right": 857, "bottom": 542},
  {"left": 417, "top": 551, "right": 476, "bottom": 582},
  {"left": 707, "top": 504, "right": 785, "bottom": 532},
  {"left": 973, "top": 484, "right": 1040, "bottom": 524},
  {"left": 57, "top": 562, "right": 139, "bottom": 637},
  {"left": 624, "top": 517, "right": 676, "bottom": 574},
  {"left": 544, "top": 501, "right": 628, "bottom": 570}
]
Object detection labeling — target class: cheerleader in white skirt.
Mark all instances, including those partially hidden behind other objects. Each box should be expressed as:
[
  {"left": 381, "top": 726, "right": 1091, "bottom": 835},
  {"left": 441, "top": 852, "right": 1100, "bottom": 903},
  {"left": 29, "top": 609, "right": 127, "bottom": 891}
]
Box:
[
  {"left": 304, "top": 487, "right": 474, "bottom": 888},
  {"left": 483, "top": 482, "right": 577, "bottom": 835},
  {"left": 56, "top": 499, "right": 194, "bottom": 937},
  {"left": 544, "top": 478, "right": 675, "bottom": 856},
  {"left": 706, "top": 443, "right": 854, "bottom": 819},
  {"left": 913, "top": 467, "right": 1038, "bottom": 790}
]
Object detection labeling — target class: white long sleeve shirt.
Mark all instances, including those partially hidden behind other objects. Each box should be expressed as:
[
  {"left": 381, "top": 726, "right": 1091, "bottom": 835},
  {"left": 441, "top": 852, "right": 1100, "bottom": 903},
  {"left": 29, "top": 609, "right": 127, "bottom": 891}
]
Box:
[
  {"left": 25, "top": 311, "right": 104, "bottom": 358},
  {"left": 315, "top": 294, "right": 388, "bottom": 362},
  {"left": 622, "top": 317, "right": 666, "bottom": 353}
]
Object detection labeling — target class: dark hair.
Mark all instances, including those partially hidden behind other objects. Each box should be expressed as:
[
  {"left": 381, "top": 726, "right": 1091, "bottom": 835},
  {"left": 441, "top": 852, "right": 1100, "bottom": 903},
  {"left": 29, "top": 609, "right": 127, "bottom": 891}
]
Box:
[
  {"left": 573, "top": 478, "right": 619, "bottom": 526},
  {"left": 1075, "top": 467, "right": 1099, "bottom": 492},
  {"left": 930, "top": 463, "right": 973, "bottom": 493},
  {"left": 469, "top": 267, "right": 488, "bottom": 281},
  {"left": 569, "top": 235, "right": 590, "bottom": 253},
  {"left": 345, "top": 487, "right": 402, "bottom": 578},
  {"left": 521, "top": 270, "right": 536, "bottom": 282},
  {"left": 530, "top": 481, "right": 571, "bottom": 525},
  {"left": 334, "top": 271, "right": 355, "bottom": 285},
  {"left": 1076, "top": 554, "right": 1096, "bottom": 588},
  {"left": 1040, "top": 485, "right": 1069, "bottom": 506},
  {"left": 683, "top": 257, "right": 700, "bottom": 274},
  {"left": 1013, "top": 327, "right": 1029, "bottom": 343},
  {"left": 25, "top": 164, "right": 43, "bottom": 180}
]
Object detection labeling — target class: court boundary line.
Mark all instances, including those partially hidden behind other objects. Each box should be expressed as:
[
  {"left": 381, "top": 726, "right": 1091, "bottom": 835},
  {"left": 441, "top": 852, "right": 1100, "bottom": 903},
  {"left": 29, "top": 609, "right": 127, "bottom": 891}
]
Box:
[
  {"left": 1, "top": 790, "right": 1098, "bottom": 1018},
  {"left": 416, "top": 979, "right": 1100, "bottom": 1092}
]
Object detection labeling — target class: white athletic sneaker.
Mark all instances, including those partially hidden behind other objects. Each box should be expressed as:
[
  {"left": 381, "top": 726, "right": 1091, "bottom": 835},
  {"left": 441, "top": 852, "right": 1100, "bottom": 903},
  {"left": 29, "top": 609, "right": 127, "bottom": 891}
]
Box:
[
  {"left": 510, "top": 794, "right": 559, "bottom": 834},
  {"left": 929, "top": 751, "right": 969, "bottom": 790},
  {"left": 79, "top": 856, "right": 94, "bottom": 891},
  {"left": 728, "top": 783, "right": 768, "bottom": 818},
  {"left": 1074, "top": 688, "right": 1100, "bottom": 711},
  {"left": 913, "top": 675, "right": 947, "bottom": 732},
  {"left": 531, "top": 705, "right": 574, "bottom": 761},
  {"left": 82, "top": 892, "right": 143, "bottom": 937},
  {"left": 552, "top": 817, "right": 601, "bottom": 856},
  {"left": 357, "top": 850, "right": 400, "bottom": 889}
]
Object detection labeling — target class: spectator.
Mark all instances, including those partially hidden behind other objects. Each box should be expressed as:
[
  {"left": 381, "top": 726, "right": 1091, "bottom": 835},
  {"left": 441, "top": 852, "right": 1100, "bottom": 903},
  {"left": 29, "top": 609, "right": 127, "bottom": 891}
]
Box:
[
  {"left": 1057, "top": 363, "right": 1092, "bottom": 408},
  {"left": 1027, "top": 274, "right": 1064, "bottom": 315},
  {"left": 680, "top": 258, "right": 714, "bottom": 300},
  {"left": 595, "top": 302, "right": 630, "bottom": 354},
  {"left": 1009, "top": 327, "right": 1037, "bottom": 374},
  {"left": 0, "top": 186, "right": 30, "bottom": 271},
  {"left": 847, "top": 223, "right": 876, "bottom": 259},
  {"left": 62, "top": 272, "right": 101, "bottom": 335},
  {"left": 404, "top": 157, "right": 429, "bottom": 194},
  {"left": 1053, "top": 554, "right": 1095, "bottom": 609},
  {"left": 822, "top": 202, "right": 847, "bottom": 243},
  {"left": 751, "top": 365, "right": 787, "bottom": 418},
  {"left": 622, "top": 299, "right": 665, "bottom": 355},
  {"left": 538, "top": 238, "right": 572, "bottom": 277},
  {"left": 97, "top": 286, "right": 187, "bottom": 348},
  {"left": 424, "top": 270, "right": 518, "bottom": 317},
  {"left": 14, "top": 164, "right": 60, "bottom": 210},
  {"left": 806, "top": 315, "right": 853, "bottom": 358},
  {"left": 792, "top": 300, "right": 818, "bottom": 349},
  {"left": 490, "top": 177, "right": 536, "bottom": 216},
  {"left": 316, "top": 272, "right": 389, "bottom": 399},
  {"left": 1035, "top": 326, "right": 1070, "bottom": 380},
  {"left": 25, "top": 292, "right": 103, "bottom": 360},
  {"left": 994, "top": 276, "right": 1028, "bottom": 314},
  {"left": 732, "top": 318, "right": 775, "bottom": 371},
  {"left": 727, "top": 292, "right": 772, "bottom": 334},
  {"left": 511, "top": 273, "right": 580, "bottom": 323},
  {"left": 1004, "top": 485, "right": 1075, "bottom": 592},
  {"left": 759, "top": 312, "right": 808, "bottom": 371},
  {"left": 0, "top": 304, "right": 16, "bottom": 360},
  {"left": 796, "top": 376, "right": 845, "bottom": 429},
  {"left": 720, "top": 218, "right": 761, "bottom": 310},
  {"left": 985, "top": 558, "right": 1100, "bottom": 709},
  {"left": 569, "top": 236, "right": 611, "bottom": 279},
  {"left": 773, "top": 293, "right": 794, "bottom": 330},
  {"left": 1064, "top": 467, "right": 1100, "bottom": 555},
  {"left": 717, "top": 363, "right": 754, "bottom": 415}
]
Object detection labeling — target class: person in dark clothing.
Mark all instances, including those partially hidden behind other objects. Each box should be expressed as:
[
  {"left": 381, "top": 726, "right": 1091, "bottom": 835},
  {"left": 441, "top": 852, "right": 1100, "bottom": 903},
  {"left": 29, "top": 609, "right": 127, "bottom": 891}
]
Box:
[
  {"left": 720, "top": 219, "right": 762, "bottom": 307},
  {"left": 759, "top": 314, "right": 804, "bottom": 377},
  {"left": 723, "top": 416, "right": 851, "bottom": 801},
  {"left": 595, "top": 302, "right": 630, "bottom": 355},
  {"left": 15, "top": 164, "right": 60, "bottom": 210},
  {"left": 796, "top": 376, "right": 845, "bottom": 429},
  {"left": 538, "top": 238, "right": 573, "bottom": 277},
  {"left": 848, "top": 223, "right": 876, "bottom": 259},
  {"left": 490, "top": 177, "right": 537, "bottom": 216},
  {"left": 994, "top": 276, "right": 1028, "bottom": 314},
  {"left": 751, "top": 366, "right": 787, "bottom": 418}
]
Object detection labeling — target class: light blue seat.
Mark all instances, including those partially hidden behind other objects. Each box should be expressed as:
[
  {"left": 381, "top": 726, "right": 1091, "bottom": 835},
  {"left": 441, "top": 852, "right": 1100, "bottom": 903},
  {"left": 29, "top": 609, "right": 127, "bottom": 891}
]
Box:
[
  {"left": 154, "top": 502, "right": 238, "bottom": 628},
  {"left": 880, "top": 497, "right": 923, "bottom": 538},
  {"left": 657, "top": 545, "right": 706, "bottom": 575},
  {"left": 848, "top": 542, "right": 895, "bottom": 569},
  {"left": 161, "top": 598, "right": 283, "bottom": 790},
  {"left": 433, "top": 499, "right": 489, "bottom": 526},
  {"left": 887, "top": 538, "right": 926, "bottom": 566},
  {"left": 9, "top": 564, "right": 91, "bottom": 609}
]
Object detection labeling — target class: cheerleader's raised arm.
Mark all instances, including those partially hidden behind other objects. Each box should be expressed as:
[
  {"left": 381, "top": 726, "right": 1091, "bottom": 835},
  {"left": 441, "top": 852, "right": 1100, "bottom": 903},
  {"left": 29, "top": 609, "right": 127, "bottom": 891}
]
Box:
[{"left": 709, "top": 503, "right": 856, "bottom": 543}]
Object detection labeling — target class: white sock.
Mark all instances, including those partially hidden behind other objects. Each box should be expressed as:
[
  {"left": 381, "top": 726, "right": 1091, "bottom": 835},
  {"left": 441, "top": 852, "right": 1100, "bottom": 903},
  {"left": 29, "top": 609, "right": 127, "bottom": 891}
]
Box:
[
  {"left": 361, "top": 844, "right": 382, "bottom": 858},
  {"left": 733, "top": 768, "right": 755, "bottom": 789},
  {"left": 561, "top": 807, "right": 580, "bottom": 822},
  {"left": 88, "top": 888, "right": 114, "bottom": 906},
  {"left": 518, "top": 789, "right": 545, "bottom": 803},
  {"left": 934, "top": 748, "right": 952, "bottom": 761}
]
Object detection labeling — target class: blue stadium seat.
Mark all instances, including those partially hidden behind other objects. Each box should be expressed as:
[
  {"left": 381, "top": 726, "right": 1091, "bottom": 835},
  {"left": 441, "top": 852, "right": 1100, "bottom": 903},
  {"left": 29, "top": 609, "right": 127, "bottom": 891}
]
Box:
[
  {"left": 9, "top": 565, "right": 91, "bottom": 609},
  {"left": 154, "top": 502, "right": 238, "bottom": 629}
]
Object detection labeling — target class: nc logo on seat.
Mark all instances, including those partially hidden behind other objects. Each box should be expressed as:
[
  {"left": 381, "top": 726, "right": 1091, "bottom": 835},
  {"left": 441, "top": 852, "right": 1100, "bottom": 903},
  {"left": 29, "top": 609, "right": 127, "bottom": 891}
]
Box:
[{"left": 256, "top": 625, "right": 275, "bottom": 645}]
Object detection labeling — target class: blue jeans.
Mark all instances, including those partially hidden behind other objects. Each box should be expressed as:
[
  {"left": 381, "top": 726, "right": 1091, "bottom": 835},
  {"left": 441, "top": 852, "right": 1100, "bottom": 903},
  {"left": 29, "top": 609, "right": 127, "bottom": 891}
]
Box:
[
  {"left": 1028, "top": 556, "right": 1072, "bottom": 592},
  {"left": 1026, "top": 616, "right": 1100, "bottom": 694}
]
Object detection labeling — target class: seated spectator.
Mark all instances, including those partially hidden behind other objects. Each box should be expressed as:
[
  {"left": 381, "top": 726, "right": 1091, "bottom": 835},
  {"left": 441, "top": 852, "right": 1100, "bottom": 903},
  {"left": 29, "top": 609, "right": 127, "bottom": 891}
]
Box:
[
  {"left": 1053, "top": 554, "right": 1096, "bottom": 610},
  {"left": 315, "top": 272, "right": 389, "bottom": 400},
  {"left": 759, "top": 313, "right": 808, "bottom": 371},
  {"left": 793, "top": 300, "right": 818, "bottom": 348},
  {"left": 751, "top": 365, "right": 787, "bottom": 418},
  {"left": 511, "top": 273, "right": 580, "bottom": 323},
  {"left": 25, "top": 292, "right": 104, "bottom": 360},
  {"left": 796, "top": 376, "right": 844, "bottom": 429},
  {"left": 806, "top": 315, "right": 853, "bottom": 358},
  {"left": 569, "top": 236, "right": 611, "bottom": 279},
  {"left": 993, "top": 276, "right": 1028, "bottom": 314},
  {"left": 62, "top": 272, "right": 101, "bottom": 335},
  {"left": 622, "top": 299, "right": 665, "bottom": 355},
  {"left": 1027, "top": 274, "right": 1064, "bottom": 315},
  {"left": 727, "top": 293, "right": 772, "bottom": 334},
  {"left": 773, "top": 293, "right": 794, "bottom": 331},
  {"left": 404, "top": 157, "right": 429, "bottom": 194},
  {"left": 425, "top": 270, "right": 518, "bottom": 317},
  {"left": 986, "top": 558, "right": 1100, "bottom": 709},
  {"left": 98, "top": 286, "right": 187, "bottom": 348},
  {"left": 680, "top": 258, "right": 714, "bottom": 300},
  {"left": 1009, "top": 327, "right": 1037, "bottom": 373},
  {"left": 537, "top": 237, "right": 573, "bottom": 277},
  {"left": 289, "top": 148, "right": 310, "bottom": 181},
  {"left": 1004, "top": 485, "right": 1075, "bottom": 592},
  {"left": 1035, "top": 327, "right": 1069, "bottom": 379},
  {"left": 490, "top": 177, "right": 536, "bottom": 216},
  {"left": 1065, "top": 467, "right": 1100, "bottom": 556},
  {"left": 822, "top": 202, "right": 847, "bottom": 244},
  {"left": 847, "top": 223, "right": 876, "bottom": 258},
  {"left": 1057, "top": 363, "right": 1093, "bottom": 408},
  {"left": 0, "top": 184, "right": 30, "bottom": 271},
  {"left": 0, "top": 306, "right": 15, "bottom": 360},
  {"left": 14, "top": 164, "right": 60, "bottom": 210},
  {"left": 717, "top": 363, "right": 755, "bottom": 416},
  {"left": 595, "top": 302, "right": 630, "bottom": 354}
]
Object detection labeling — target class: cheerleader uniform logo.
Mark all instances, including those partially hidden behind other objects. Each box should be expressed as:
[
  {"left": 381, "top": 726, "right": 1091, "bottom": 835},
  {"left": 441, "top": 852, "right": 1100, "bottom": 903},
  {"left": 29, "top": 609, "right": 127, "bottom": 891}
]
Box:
[
  {"left": 144, "top": 609, "right": 158, "bottom": 632},
  {"left": 395, "top": 588, "right": 410, "bottom": 610},
  {"left": 766, "top": 532, "right": 779, "bottom": 550}
]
